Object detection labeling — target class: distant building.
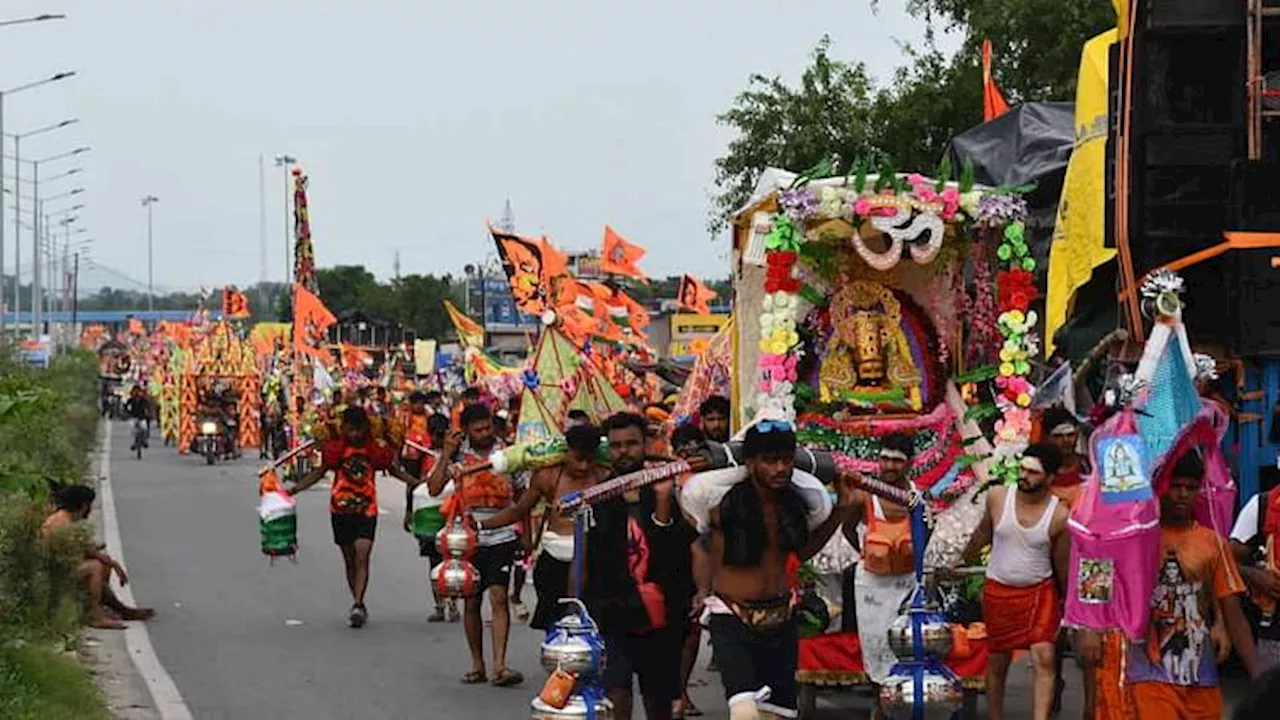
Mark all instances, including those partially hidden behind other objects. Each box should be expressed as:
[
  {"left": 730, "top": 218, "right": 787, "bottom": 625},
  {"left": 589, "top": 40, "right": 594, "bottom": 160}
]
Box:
[{"left": 327, "top": 309, "right": 415, "bottom": 349}]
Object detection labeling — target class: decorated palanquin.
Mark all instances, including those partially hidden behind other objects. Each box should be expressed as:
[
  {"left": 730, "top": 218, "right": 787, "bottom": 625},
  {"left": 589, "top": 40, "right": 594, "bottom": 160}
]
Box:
[
  {"left": 731, "top": 165, "right": 1038, "bottom": 697},
  {"left": 729, "top": 166, "right": 1037, "bottom": 512},
  {"left": 178, "top": 321, "right": 262, "bottom": 453}
]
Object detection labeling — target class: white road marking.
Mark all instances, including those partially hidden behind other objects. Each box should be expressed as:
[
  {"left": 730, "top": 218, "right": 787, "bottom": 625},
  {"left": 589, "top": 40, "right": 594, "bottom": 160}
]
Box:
[{"left": 97, "top": 421, "right": 195, "bottom": 720}]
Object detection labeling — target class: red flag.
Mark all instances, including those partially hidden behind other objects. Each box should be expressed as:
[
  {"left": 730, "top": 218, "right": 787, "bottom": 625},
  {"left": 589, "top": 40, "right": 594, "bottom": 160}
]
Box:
[
  {"left": 982, "top": 39, "right": 1010, "bottom": 121},
  {"left": 293, "top": 284, "right": 336, "bottom": 358},
  {"left": 600, "top": 225, "right": 648, "bottom": 281},
  {"left": 677, "top": 274, "right": 717, "bottom": 315}
]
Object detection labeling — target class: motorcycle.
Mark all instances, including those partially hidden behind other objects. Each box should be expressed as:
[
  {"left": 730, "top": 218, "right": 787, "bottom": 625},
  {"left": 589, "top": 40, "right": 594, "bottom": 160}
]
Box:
[
  {"left": 196, "top": 419, "right": 221, "bottom": 465},
  {"left": 130, "top": 418, "right": 149, "bottom": 460}
]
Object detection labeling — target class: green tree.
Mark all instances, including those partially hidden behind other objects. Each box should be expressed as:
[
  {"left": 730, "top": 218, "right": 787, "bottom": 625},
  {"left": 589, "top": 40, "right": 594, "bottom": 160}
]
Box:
[
  {"left": 710, "top": 36, "right": 881, "bottom": 233},
  {"left": 901, "top": 0, "right": 1116, "bottom": 101},
  {"left": 315, "top": 265, "right": 385, "bottom": 317},
  {"left": 380, "top": 273, "right": 464, "bottom": 341},
  {"left": 711, "top": 1, "right": 1116, "bottom": 230}
]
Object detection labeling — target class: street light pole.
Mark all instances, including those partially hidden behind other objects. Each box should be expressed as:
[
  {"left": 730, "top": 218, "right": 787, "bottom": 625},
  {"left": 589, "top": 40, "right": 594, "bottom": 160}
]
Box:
[
  {"left": 0, "top": 11, "right": 72, "bottom": 330},
  {"left": 0, "top": 71, "right": 76, "bottom": 332},
  {"left": 13, "top": 133, "right": 20, "bottom": 325},
  {"left": 274, "top": 154, "right": 296, "bottom": 286},
  {"left": 141, "top": 195, "right": 158, "bottom": 314},
  {"left": 0, "top": 7, "right": 71, "bottom": 330}
]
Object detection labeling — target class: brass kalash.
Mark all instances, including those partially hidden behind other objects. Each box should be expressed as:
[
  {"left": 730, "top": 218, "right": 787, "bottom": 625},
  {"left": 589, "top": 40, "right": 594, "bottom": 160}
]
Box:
[{"left": 818, "top": 279, "right": 924, "bottom": 412}]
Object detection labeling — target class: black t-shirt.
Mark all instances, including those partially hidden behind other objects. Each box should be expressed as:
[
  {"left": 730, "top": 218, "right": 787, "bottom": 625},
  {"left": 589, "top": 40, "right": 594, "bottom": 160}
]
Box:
[
  {"left": 583, "top": 485, "right": 697, "bottom": 635},
  {"left": 124, "top": 397, "right": 150, "bottom": 420}
]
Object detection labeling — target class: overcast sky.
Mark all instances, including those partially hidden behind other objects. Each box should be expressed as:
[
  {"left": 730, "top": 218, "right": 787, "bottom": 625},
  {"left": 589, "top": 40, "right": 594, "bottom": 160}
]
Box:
[{"left": 1, "top": 1, "right": 948, "bottom": 293}]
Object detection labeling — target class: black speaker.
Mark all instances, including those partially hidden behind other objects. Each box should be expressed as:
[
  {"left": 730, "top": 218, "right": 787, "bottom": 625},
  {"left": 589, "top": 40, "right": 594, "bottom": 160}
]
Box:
[
  {"left": 1145, "top": 0, "right": 1245, "bottom": 29},
  {"left": 1232, "top": 247, "right": 1280, "bottom": 356},
  {"left": 1107, "top": 0, "right": 1248, "bottom": 350},
  {"left": 1230, "top": 160, "right": 1280, "bottom": 230}
]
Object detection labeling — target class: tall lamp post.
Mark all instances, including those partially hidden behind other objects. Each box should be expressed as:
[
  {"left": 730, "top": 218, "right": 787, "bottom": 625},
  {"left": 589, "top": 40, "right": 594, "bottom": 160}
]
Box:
[
  {"left": 4, "top": 184, "right": 82, "bottom": 331},
  {"left": 141, "top": 195, "right": 158, "bottom": 314},
  {"left": 0, "top": 69, "right": 75, "bottom": 332},
  {"left": 8, "top": 119, "right": 80, "bottom": 334},
  {"left": 273, "top": 154, "right": 296, "bottom": 285}
]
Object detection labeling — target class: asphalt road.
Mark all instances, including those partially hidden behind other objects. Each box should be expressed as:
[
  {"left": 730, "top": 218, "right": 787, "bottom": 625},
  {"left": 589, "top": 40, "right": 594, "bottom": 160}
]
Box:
[{"left": 106, "top": 421, "right": 1112, "bottom": 719}]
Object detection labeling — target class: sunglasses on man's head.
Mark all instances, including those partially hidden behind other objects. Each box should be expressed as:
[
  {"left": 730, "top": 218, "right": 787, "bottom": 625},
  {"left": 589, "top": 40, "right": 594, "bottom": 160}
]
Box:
[{"left": 756, "top": 420, "right": 794, "bottom": 434}]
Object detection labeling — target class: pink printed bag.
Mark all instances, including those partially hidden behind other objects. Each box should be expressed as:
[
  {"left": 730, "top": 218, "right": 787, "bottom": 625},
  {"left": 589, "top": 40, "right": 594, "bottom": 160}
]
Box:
[{"left": 1062, "top": 410, "right": 1162, "bottom": 640}]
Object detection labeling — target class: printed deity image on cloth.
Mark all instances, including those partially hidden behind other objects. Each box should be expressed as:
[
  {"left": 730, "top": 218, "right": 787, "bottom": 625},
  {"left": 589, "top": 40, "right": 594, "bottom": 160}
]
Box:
[
  {"left": 1097, "top": 435, "right": 1153, "bottom": 505},
  {"left": 1077, "top": 558, "right": 1115, "bottom": 604}
]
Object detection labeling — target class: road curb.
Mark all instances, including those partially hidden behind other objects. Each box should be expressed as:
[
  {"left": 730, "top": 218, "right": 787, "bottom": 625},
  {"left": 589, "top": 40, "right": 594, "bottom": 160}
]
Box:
[{"left": 97, "top": 420, "right": 195, "bottom": 720}]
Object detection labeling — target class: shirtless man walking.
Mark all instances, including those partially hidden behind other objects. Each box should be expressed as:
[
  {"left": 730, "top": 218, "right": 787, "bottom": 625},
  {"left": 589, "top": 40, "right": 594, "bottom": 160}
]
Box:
[
  {"left": 475, "top": 424, "right": 609, "bottom": 629},
  {"left": 681, "top": 421, "right": 854, "bottom": 719}
]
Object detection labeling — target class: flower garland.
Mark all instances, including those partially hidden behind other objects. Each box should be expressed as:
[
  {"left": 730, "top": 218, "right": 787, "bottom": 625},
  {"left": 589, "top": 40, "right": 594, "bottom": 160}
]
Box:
[
  {"left": 758, "top": 216, "right": 804, "bottom": 420},
  {"left": 988, "top": 218, "right": 1039, "bottom": 484}
]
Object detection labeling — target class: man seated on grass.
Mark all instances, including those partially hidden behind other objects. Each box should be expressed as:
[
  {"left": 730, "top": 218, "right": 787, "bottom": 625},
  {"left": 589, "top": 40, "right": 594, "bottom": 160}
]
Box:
[{"left": 41, "top": 485, "right": 155, "bottom": 630}]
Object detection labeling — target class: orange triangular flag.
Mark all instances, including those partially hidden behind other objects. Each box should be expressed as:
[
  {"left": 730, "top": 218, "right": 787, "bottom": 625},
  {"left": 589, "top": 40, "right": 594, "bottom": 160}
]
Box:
[
  {"left": 613, "top": 288, "right": 650, "bottom": 330},
  {"left": 600, "top": 226, "right": 648, "bottom": 282},
  {"left": 982, "top": 39, "right": 1010, "bottom": 122},
  {"left": 677, "top": 274, "right": 717, "bottom": 315},
  {"left": 293, "top": 284, "right": 336, "bottom": 357},
  {"left": 539, "top": 236, "right": 569, "bottom": 282}
]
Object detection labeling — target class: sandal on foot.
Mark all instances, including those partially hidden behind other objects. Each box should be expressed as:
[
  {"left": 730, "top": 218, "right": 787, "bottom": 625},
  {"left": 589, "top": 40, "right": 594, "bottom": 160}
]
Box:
[
  {"left": 460, "top": 669, "right": 487, "bottom": 684},
  {"left": 427, "top": 608, "right": 446, "bottom": 623},
  {"left": 491, "top": 669, "right": 524, "bottom": 687}
]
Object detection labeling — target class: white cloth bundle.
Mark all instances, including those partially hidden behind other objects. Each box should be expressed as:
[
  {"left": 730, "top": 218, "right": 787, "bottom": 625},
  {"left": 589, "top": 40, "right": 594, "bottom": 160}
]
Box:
[{"left": 679, "top": 467, "right": 832, "bottom": 535}]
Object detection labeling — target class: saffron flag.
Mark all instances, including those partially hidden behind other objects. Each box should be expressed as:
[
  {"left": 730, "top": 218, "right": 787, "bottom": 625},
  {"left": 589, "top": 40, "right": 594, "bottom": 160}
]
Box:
[
  {"left": 613, "top": 288, "right": 650, "bottom": 331},
  {"left": 600, "top": 225, "right": 647, "bottom": 281},
  {"left": 982, "top": 39, "right": 1010, "bottom": 122},
  {"left": 490, "top": 225, "right": 569, "bottom": 315},
  {"left": 677, "top": 274, "right": 717, "bottom": 315},
  {"left": 293, "top": 283, "right": 336, "bottom": 358},
  {"left": 222, "top": 287, "right": 251, "bottom": 319},
  {"left": 444, "top": 299, "right": 485, "bottom": 348}
]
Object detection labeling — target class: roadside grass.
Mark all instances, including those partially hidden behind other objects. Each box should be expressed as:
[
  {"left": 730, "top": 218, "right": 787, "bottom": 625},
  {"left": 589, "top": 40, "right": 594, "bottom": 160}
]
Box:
[
  {"left": 0, "top": 643, "right": 110, "bottom": 720},
  {"left": 0, "top": 347, "right": 110, "bottom": 719}
]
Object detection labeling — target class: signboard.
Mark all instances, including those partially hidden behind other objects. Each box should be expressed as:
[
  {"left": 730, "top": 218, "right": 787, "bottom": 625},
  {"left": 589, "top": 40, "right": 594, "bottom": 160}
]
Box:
[
  {"left": 668, "top": 313, "right": 729, "bottom": 357},
  {"left": 670, "top": 313, "right": 729, "bottom": 339},
  {"left": 569, "top": 252, "right": 604, "bottom": 280},
  {"left": 468, "top": 278, "right": 539, "bottom": 329},
  {"left": 19, "top": 335, "right": 53, "bottom": 368}
]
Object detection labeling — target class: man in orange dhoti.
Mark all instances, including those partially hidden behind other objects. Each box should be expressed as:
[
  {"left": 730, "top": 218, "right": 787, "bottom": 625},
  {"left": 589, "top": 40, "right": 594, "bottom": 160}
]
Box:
[{"left": 962, "top": 444, "right": 1071, "bottom": 720}]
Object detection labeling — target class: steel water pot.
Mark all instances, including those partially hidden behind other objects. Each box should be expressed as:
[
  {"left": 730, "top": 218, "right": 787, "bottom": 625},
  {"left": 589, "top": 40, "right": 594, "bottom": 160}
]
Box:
[
  {"left": 539, "top": 599, "right": 605, "bottom": 677},
  {"left": 886, "top": 610, "right": 954, "bottom": 661}
]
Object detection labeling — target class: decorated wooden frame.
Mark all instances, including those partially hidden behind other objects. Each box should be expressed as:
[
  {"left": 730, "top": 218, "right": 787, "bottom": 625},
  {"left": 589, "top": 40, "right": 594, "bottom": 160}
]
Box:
[{"left": 732, "top": 163, "right": 1036, "bottom": 501}]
